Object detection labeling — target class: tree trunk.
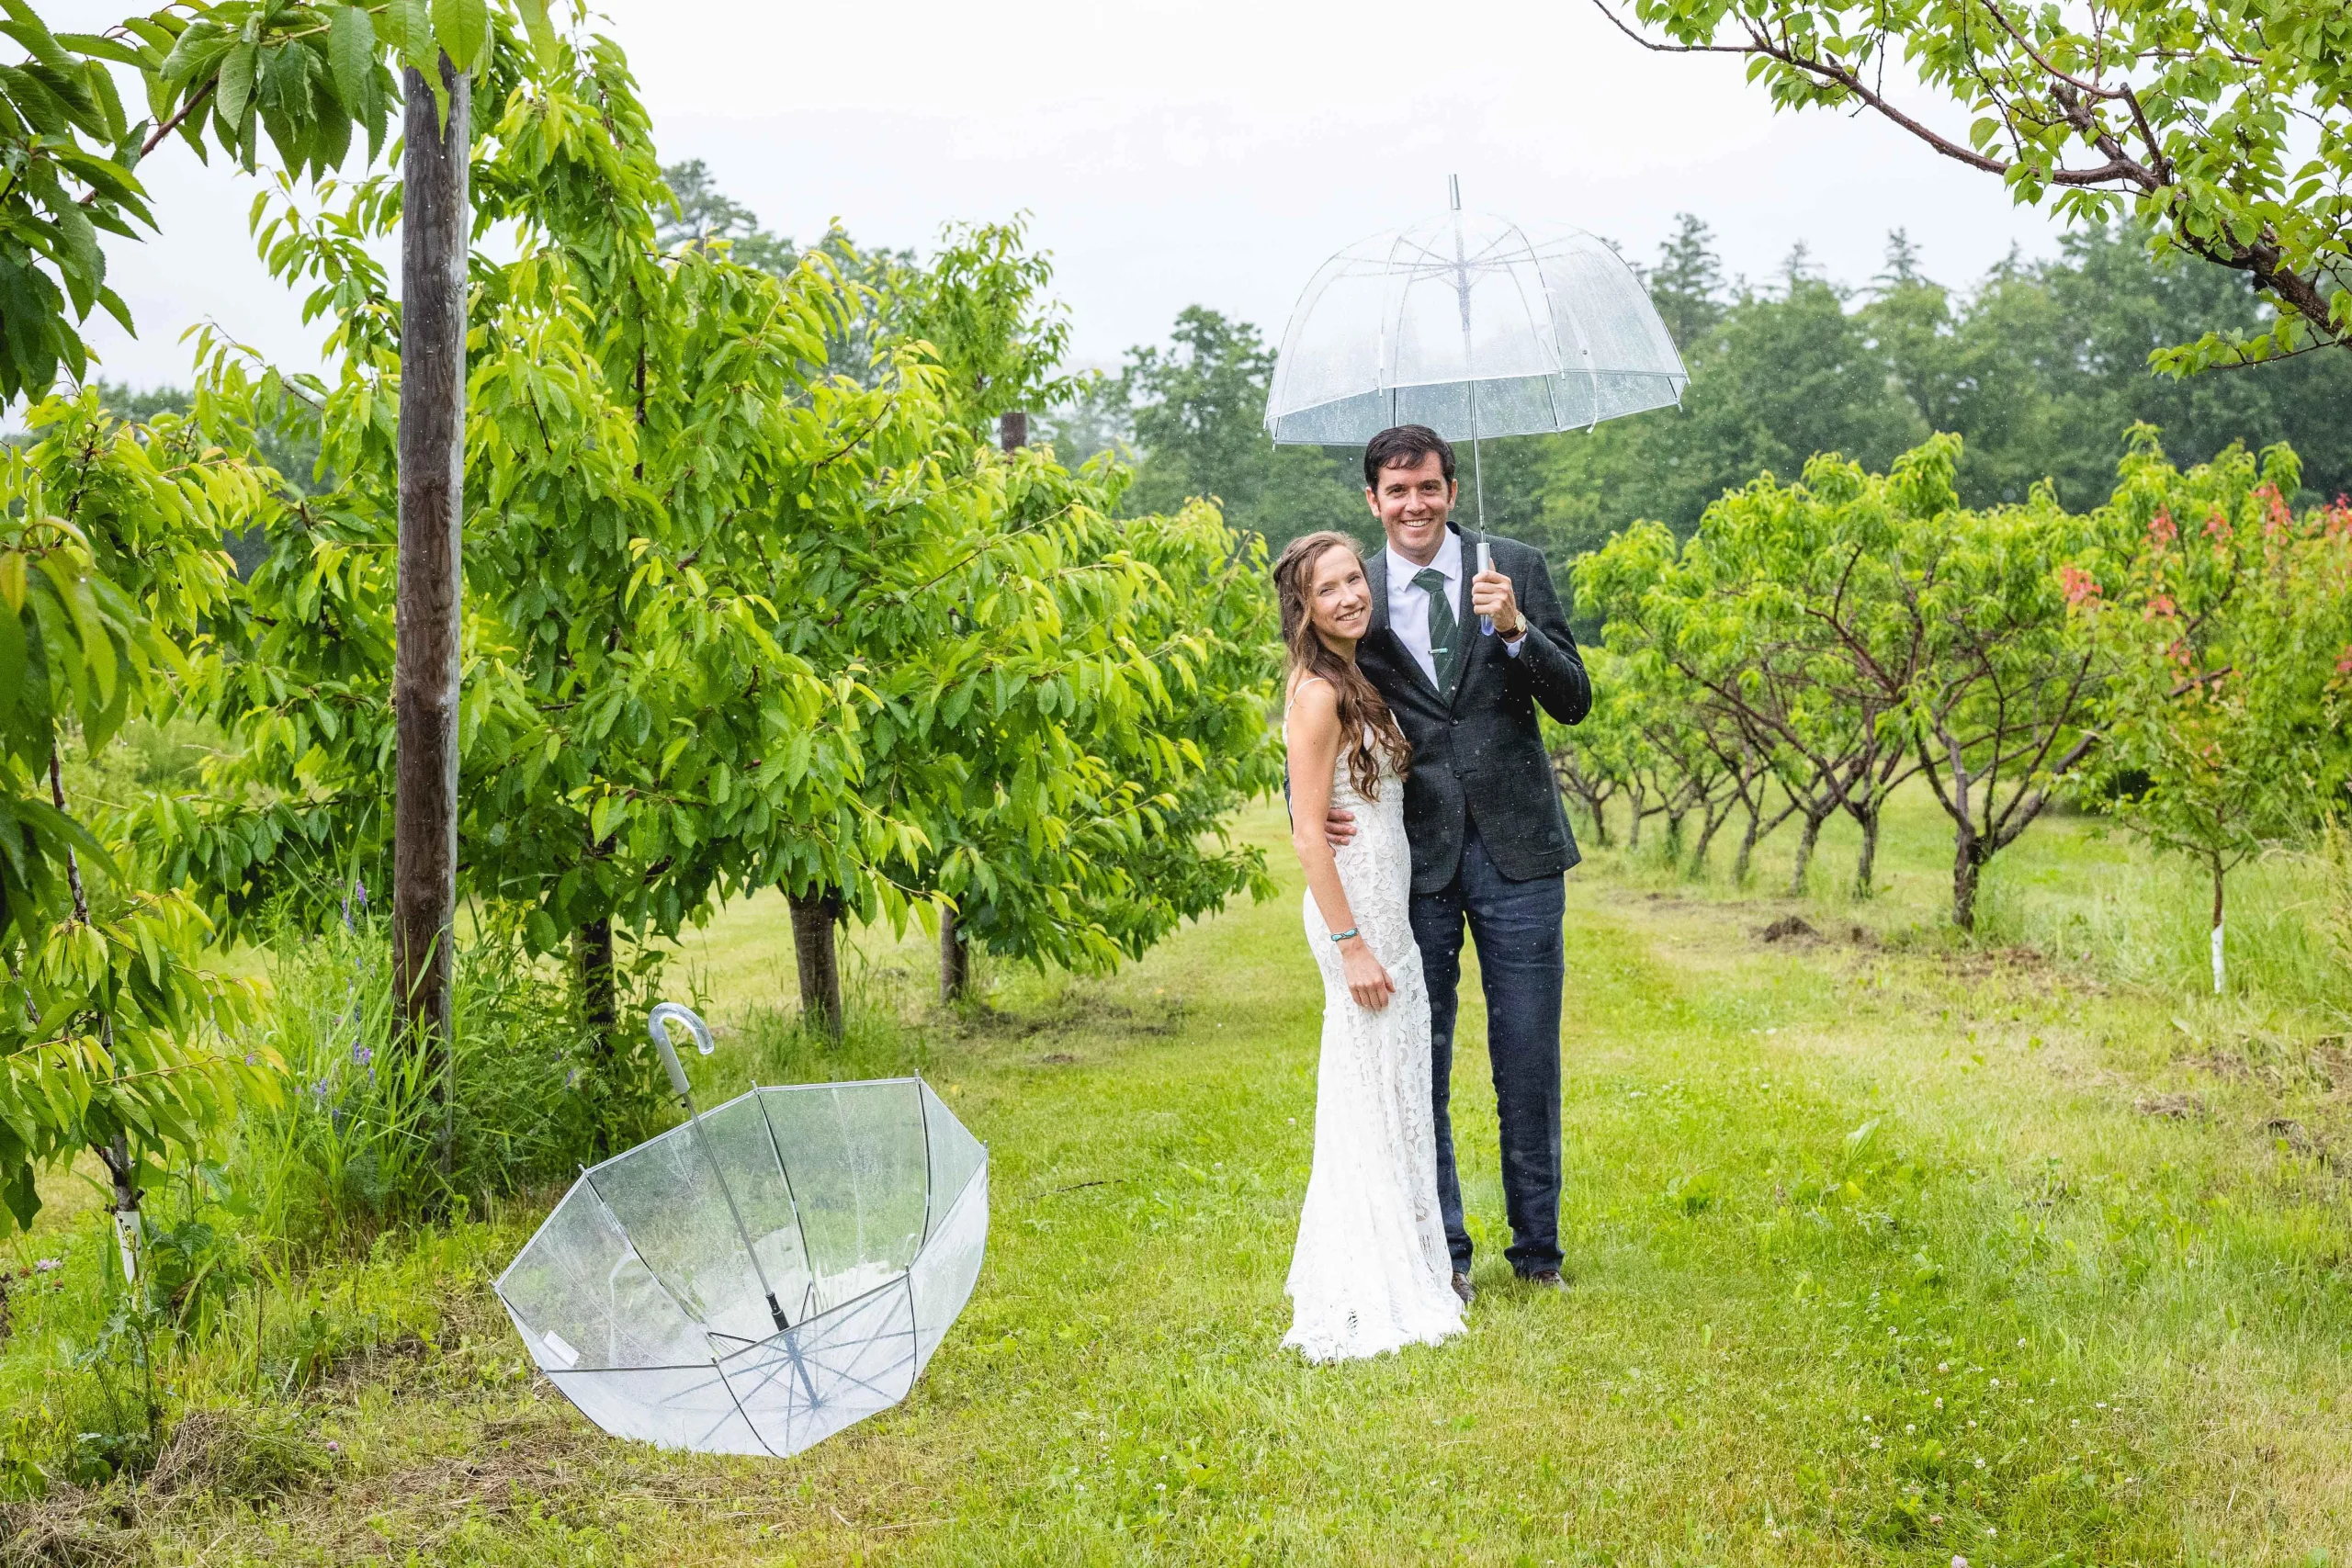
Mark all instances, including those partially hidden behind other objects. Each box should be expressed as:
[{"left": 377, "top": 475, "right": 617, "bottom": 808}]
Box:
[
  {"left": 574, "top": 917, "right": 616, "bottom": 1056},
  {"left": 939, "top": 906, "right": 970, "bottom": 1006},
  {"left": 392, "top": 54, "right": 469, "bottom": 1175},
  {"left": 49, "top": 748, "right": 139, "bottom": 1280},
  {"left": 1788, "top": 811, "right": 1825, "bottom": 897},
  {"left": 1852, "top": 806, "right": 1881, "bottom": 899},
  {"left": 2210, "top": 857, "right": 2226, "bottom": 995},
  {"left": 1690, "top": 806, "right": 1729, "bottom": 876},
  {"left": 788, "top": 886, "right": 844, "bottom": 1038},
  {"left": 1000, "top": 409, "right": 1027, "bottom": 451},
  {"left": 1733, "top": 803, "right": 1762, "bottom": 886},
  {"left": 1951, "top": 829, "right": 1982, "bottom": 931},
  {"left": 572, "top": 916, "right": 617, "bottom": 1155}
]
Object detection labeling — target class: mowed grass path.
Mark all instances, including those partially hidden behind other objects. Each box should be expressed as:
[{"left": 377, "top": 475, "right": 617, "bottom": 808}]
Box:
[{"left": 144, "top": 796, "right": 2351, "bottom": 1566}]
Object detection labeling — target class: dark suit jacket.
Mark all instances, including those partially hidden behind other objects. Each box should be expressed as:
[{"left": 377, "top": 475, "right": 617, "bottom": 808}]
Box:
[{"left": 1360, "top": 525, "right": 1591, "bottom": 895}]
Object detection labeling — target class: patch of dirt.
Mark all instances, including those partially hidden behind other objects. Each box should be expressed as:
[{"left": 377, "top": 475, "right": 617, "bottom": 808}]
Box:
[
  {"left": 2186, "top": 1032, "right": 2347, "bottom": 1094},
  {"left": 957, "top": 991, "right": 1186, "bottom": 1044},
  {"left": 1758, "top": 916, "right": 1819, "bottom": 944},
  {"left": 2134, "top": 1092, "right": 2209, "bottom": 1121},
  {"left": 2265, "top": 1118, "right": 2331, "bottom": 1162},
  {"left": 1037, "top": 1052, "right": 1080, "bottom": 1066}
]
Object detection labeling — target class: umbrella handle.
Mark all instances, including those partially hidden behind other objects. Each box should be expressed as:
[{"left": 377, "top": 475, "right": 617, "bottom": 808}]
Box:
[{"left": 648, "top": 1003, "right": 715, "bottom": 1098}]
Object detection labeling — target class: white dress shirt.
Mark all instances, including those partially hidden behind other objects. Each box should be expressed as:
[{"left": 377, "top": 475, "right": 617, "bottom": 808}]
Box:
[{"left": 1384, "top": 528, "right": 1523, "bottom": 689}]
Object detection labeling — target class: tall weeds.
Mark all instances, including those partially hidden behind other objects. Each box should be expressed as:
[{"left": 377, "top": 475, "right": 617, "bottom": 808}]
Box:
[{"left": 228, "top": 915, "right": 650, "bottom": 1250}]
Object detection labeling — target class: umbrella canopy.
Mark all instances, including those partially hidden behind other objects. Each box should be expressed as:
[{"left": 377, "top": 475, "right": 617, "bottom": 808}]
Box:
[
  {"left": 496, "top": 1007, "right": 987, "bottom": 1458},
  {"left": 1264, "top": 189, "right": 1689, "bottom": 447}
]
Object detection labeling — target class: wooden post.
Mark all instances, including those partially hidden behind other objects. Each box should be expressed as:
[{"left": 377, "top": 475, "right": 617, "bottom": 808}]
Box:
[
  {"left": 939, "top": 409, "right": 1028, "bottom": 1006},
  {"left": 393, "top": 56, "right": 469, "bottom": 1152}
]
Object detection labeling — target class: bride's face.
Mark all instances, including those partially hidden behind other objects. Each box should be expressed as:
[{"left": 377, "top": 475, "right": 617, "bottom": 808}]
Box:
[{"left": 1306, "top": 546, "right": 1373, "bottom": 647}]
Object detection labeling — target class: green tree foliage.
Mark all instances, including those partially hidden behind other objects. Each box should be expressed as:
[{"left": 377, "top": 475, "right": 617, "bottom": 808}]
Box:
[
  {"left": 0, "top": 0, "right": 513, "bottom": 405},
  {"left": 2069, "top": 434, "right": 2352, "bottom": 990},
  {"left": 1595, "top": 0, "right": 2352, "bottom": 369},
  {"left": 1541, "top": 252, "right": 1928, "bottom": 560},
  {"left": 1574, "top": 424, "right": 2352, "bottom": 937},
  {"left": 1862, "top": 227, "right": 2352, "bottom": 510},
  {"left": 1581, "top": 434, "right": 2114, "bottom": 920},
  {"left": 655, "top": 156, "right": 795, "bottom": 275},
  {"left": 1538, "top": 221, "right": 2352, "bottom": 593},
  {"left": 142, "top": 23, "right": 1278, "bottom": 1097},
  {"left": 1109, "top": 307, "right": 1367, "bottom": 554},
  {"left": 0, "top": 391, "right": 277, "bottom": 1237},
  {"left": 656, "top": 158, "right": 916, "bottom": 383},
  {"left": 0, "top": 0, "right": 516, "bottom": 1243}
]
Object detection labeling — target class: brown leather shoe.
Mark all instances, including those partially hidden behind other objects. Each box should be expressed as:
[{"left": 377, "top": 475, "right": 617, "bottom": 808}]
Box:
[
  {"left": 1451, "top": 1271, "right": 1476, "bottom": 1306},
  {"left": 1522, "top": 1269, "right": 1566, "bottom": 1292}
]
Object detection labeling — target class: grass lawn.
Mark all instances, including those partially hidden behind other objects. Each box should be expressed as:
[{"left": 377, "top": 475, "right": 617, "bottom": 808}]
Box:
[{"left": 6, "top": 787, "right": 2351, "bottom": 1565}]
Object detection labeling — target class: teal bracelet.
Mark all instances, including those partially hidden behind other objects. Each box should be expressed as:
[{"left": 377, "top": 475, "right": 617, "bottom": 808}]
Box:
[{"left": 1328, "top": 927, "right": 1359, "bottom": 942}]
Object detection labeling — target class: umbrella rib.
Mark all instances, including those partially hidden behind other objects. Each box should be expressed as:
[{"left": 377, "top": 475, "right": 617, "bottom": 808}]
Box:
[
  {"left": 725, "top": 1296, "right": 917, "bottom": 1410},
  {"left": 740, "top": 1334, "right": 913, "bottom": 1410},
  {"left": 918, "top": 1081, "right": 937, "bottom": 1249},
  {"left": 753, "top": 1089, "right": 819, "bottom": 1318}
]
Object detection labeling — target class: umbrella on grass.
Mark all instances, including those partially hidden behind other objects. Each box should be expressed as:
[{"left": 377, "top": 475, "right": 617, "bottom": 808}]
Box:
[{"left": 495, "top": 1004, "right": 988, "bottom": 1457}]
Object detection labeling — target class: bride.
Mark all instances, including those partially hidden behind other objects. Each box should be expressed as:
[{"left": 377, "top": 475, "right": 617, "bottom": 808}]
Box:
[{"left": 1273, "top": 531, "right": 1466, "bottom": 1362}]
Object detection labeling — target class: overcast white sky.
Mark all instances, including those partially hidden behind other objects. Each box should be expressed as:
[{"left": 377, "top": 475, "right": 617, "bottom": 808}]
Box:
[{"left": 71, "top": 0, "right": 2070, "bottom": 390}]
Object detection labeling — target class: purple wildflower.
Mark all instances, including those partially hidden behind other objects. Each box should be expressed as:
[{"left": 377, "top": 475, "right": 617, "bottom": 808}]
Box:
[
  {"left": 33, "top": 1258, "right": 60, "bottom": 1273},
  {"left": 352, "top": 1043, "right": 372, "bottom": 1067}
]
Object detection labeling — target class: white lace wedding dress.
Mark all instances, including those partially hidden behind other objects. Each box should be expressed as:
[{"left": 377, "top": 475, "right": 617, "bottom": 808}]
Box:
[{"left": 1282, "top": 709, "right": 1466, "bottom": 1362}]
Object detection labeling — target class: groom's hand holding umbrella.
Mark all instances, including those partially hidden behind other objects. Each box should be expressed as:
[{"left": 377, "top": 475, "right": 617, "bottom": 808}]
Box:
[{"left": 1470, "top": 564, "right": 1524, "bottom": 641}]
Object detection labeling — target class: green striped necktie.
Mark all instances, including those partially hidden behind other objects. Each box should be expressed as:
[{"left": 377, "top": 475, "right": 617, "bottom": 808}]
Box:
[{"left": 1414, "top": 567, "right": 1458, "bottom": 689}]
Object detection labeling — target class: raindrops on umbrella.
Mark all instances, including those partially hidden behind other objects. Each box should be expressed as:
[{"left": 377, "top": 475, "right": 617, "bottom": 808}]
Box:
[{"left": 496, "top": 1004, "right": 989, "bottom": 1457}]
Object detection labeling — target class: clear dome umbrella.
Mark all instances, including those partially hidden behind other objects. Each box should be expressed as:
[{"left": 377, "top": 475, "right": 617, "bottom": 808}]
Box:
[
  {"left": 494, "top": 1005, "right": 988, "bottom": 1458},
  {"left": 1264, "top": 177, "right": 1689, "bottom": 531}
]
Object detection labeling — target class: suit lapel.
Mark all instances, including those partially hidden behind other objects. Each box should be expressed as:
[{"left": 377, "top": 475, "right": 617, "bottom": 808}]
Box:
[{"left": 1366, "top": 547, "right": 1390, "bottom": 636}]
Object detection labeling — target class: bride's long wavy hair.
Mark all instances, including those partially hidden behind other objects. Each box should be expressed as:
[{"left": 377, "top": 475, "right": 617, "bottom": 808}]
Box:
[{"left": 1273, "top": 531, "right": 1412, "bottom": 801}]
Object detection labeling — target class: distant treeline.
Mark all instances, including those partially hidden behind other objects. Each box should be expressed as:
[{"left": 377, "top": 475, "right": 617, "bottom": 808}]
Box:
[{"left": 1055, "top": 219, "right": 2352, "bottom": 607}]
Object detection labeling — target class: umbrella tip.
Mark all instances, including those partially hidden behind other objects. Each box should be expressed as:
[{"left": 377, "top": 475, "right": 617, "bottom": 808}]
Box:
[{"left": 1448, "top": 174, "right": 1461, "bottom": 211}]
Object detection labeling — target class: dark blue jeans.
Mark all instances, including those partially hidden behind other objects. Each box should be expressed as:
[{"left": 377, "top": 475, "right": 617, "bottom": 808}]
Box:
[{"left": 1410, "top": 824, "right": 1566, "bottom": 1277}]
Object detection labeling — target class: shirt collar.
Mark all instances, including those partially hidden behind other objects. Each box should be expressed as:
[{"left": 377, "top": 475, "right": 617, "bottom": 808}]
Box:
[{"left": 1385, "top": 525, "right": 1462, "bottom": 591}]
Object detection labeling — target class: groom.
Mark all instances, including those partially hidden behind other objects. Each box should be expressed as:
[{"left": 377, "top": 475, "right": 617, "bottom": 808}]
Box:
[{"left": 1327, "top": 423, "right": 1590, "bottom": 1299}]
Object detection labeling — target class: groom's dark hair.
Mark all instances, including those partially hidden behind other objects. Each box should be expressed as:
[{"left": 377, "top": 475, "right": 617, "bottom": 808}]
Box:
[{"left": 1363, "top": 424, "right": 1456, "bottom": 488}]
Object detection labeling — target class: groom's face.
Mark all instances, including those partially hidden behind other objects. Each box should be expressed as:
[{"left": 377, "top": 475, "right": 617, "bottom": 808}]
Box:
[{"left": 1366, "top": 453, "right": 1456, "bottom": 567}]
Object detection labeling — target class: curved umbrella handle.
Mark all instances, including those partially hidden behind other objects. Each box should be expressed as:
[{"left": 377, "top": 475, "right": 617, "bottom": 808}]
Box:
[{"left": 648, "top": 1002, "right": 715, "bottom": 1100}]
